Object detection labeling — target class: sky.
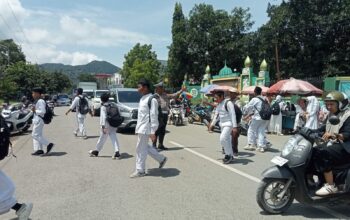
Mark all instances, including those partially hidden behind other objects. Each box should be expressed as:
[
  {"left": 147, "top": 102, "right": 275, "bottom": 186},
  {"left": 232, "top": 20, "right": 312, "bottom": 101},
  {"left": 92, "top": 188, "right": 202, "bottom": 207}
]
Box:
[{"left": 0, "top": 0, "right": 281, "bottom": 67}]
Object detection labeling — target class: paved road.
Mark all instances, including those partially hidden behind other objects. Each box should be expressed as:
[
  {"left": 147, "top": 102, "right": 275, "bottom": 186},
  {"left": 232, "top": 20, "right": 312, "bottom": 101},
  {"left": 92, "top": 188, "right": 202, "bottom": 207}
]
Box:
[{"left": 1, "top": 107, "right": 349, "bottom": 220}]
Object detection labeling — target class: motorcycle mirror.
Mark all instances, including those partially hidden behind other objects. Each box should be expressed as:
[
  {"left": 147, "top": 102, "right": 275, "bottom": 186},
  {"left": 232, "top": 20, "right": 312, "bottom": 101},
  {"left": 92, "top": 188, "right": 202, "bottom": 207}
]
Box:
[{"left": 329, "top": 115, "right": 340, "bottom": 125}]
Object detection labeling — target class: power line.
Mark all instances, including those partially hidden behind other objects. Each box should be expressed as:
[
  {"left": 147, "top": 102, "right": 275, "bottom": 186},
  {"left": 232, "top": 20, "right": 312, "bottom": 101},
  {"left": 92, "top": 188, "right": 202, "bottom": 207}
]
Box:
[
  {"left": 0, "top": 13, "right": 21, "bottom": 44},
  {"left": 6, "top": 0, "right": 39, "bottom": 64}
]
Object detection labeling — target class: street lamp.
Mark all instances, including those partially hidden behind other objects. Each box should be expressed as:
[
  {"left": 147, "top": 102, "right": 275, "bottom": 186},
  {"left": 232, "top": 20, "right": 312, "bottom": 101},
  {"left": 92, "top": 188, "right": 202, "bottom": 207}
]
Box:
[{"left": 0, "top": 44, "right": 10, "bottom": 65}]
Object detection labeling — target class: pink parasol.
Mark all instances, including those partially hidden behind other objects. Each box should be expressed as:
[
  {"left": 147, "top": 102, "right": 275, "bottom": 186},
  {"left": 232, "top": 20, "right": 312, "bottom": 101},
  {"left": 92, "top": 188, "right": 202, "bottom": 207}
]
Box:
[
  {"left": 268, "top": 78, "right": 323, "bottom": 96},
  {"left": 242, "top": 86, "right": 269, "bottom": 95},
  {"left": 210, "top": 85, "right": 236, "bottom": 93}
]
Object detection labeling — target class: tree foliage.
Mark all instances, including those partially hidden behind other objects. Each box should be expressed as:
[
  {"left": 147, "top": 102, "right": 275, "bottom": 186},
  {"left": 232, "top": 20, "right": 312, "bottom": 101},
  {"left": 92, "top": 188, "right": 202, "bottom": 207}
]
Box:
[
  {"left": 168, "top": 1, "right": 350, "bottom": 84},
  {"left": 78, "top": 73, "right": 97, "bottom": 82},
  {"left": 0, "top": 39, "right": 26, "bottom": 67},
  {"left": 121, "top": 43, "right": 160, "bottom": 88}
]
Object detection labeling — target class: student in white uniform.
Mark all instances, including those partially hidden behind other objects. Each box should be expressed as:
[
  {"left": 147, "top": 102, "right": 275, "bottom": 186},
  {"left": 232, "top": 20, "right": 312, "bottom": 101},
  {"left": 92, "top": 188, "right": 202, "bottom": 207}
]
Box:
[
  {"left": 130, "top": 79, "right": 168, "bottom": 178},
  {"left": 31, "top": 88, "right": 54, "bottom": 156},
  {"left": 66, "top": 88, "right": 92, "bottom": 139},
  {"left": 89, "top": 93, "right": 121, "bottom": 159},
  {"left": 305, "top": 96, "right": 320, "bottom": 129},
  {"left": 243, "top": 87, "right": 269, "bottom": 152},
  {"left": 269, "top": 95, "right": 285, "bottom": 135},
  {"left": 0, "top": 170, "right": 32, "bottom": 220},
  {"left": 209, "top": 91, "right": 237, "bottom": 164}
]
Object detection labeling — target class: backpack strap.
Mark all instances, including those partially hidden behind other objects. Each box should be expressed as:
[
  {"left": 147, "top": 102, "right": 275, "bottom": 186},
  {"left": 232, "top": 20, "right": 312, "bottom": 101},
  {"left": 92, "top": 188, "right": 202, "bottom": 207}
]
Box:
[
  {"left": 148, "top": 95, "right": 155, "bottom": 123},
  {"left": 224, "top": 100, "right": 231, "bottom": 112}
]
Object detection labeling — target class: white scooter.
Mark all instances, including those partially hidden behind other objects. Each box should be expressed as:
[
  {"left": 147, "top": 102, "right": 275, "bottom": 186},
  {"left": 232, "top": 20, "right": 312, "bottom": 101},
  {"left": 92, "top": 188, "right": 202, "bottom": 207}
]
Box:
[{"left": 1, "top": 103, "right": 33, "bottom": 134}]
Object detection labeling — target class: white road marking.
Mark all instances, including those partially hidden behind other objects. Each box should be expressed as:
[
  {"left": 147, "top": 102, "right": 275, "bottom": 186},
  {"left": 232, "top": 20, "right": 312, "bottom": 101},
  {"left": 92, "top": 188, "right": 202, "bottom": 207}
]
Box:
[
  {"left": 169, "top": 141, "right": 261, "bottom": 183},
  {"left": 169, "top": 140, "right": 348, "bottom": 219}
]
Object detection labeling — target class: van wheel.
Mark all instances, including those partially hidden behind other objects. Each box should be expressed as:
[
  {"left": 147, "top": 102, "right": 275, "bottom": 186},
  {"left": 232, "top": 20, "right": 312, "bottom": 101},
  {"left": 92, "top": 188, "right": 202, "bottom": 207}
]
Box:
[{"left": 256, "top": 178, "right": 295, "bottom": 214}]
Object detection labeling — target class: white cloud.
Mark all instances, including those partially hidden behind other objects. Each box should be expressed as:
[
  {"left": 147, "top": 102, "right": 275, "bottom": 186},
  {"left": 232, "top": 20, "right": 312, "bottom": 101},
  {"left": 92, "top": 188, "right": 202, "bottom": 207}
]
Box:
[{"left": 0, "top": 0, "right": 166, "bottom": 65}]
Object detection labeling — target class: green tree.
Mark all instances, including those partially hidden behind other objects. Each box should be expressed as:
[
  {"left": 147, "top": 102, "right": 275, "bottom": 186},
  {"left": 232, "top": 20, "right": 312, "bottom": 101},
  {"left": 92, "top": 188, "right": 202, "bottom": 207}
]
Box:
[
  {"left": 168, "top": 2, "right": 189, "bottom": 87},
  {"left": 0, "top": 39, "right": 26, "bottom": 67},
  {"left": 45, "top": 71, "right": 72, "bottom": 94},
  {"left": 121, "top": 43, "right": 160, "bottom": 88},
  {"left": 78, "top": 73, "right": 97, "bottom": 82}
]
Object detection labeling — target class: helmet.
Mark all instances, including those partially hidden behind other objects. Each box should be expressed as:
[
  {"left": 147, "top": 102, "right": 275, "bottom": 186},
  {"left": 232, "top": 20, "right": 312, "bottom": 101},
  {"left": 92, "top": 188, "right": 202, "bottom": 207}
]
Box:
[
  {"left": 324, "top": 91, "right": 346, "bottom": 110},
  {"left": 341, "top": 92, "right": 349, "bottom": 110}
]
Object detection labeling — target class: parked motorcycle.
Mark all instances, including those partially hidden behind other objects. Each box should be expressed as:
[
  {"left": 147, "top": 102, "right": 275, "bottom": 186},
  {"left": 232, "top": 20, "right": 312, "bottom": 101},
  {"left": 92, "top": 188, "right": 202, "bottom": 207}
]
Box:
[
  {"left": 1, "top": 103, "right": 33, "bottom": 134},
  {"left": 256, "top": 116, "right": 350, "bottom": 214},
  {"left": 188, "top": 105, "right": 211, "bottom": 125},
  {"left": 169, "top": 104, "right": 184, "bottom": 126}
]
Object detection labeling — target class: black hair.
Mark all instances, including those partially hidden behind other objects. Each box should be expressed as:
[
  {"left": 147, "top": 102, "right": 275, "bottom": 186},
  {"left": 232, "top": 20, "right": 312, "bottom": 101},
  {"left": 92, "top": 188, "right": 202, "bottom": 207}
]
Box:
[
  {"left": 215, "top": 91, "right": 225, "bottom": 98},
  {"left": 254, "top": 86, "right": 262, "bottom": 95},
  {"left": 77, "top": 88, "right": 83, "bottom": 95},
  {"left": 100, "top": 93, "right": 110, "bottom": 103},
  {"left": 32, "top": 87, "right": 43, "bottom": 94},
  {"left": 138, "top": 78, "right": 151, "bottom": 89}
]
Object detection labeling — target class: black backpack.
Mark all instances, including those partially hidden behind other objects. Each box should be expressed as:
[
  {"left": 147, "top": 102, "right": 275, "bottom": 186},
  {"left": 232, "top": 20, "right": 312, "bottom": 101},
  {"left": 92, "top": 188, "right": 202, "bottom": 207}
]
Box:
[
  {"left": 41, "top": 100, "right": 53, "bottom": 124},
  {"left": 106, "top": 103, "right": 124, "bottom": 127},
  {"left": 255, "top": 97, "right": 272, "bottom": 120},
  {"left": 78, "top": 97, "right": 90, "bottom": 115},
  {"left": 271, "top": 101, "right": 281, "bottom": 115},
  {"left": 0, "top": 115, "right": 11, "bottom": 160},
  {"left": 148, "top": 94, "right": 165, "bottom": 127},
  {"left": 224, "top": 100, "right": 242, "bottom": 124}
]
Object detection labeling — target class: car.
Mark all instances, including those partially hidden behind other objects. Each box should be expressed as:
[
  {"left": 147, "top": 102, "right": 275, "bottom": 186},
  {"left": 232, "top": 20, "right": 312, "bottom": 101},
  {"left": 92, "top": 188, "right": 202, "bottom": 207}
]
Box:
[
  {"left": 110, "top": 88, "right": 141, "bottom": 131},
  {"left": 56, "top": 94, "right": 71, "bottom": 106},
  {"left": 91, "top": 90, "right": 110, "bottom": 116}
]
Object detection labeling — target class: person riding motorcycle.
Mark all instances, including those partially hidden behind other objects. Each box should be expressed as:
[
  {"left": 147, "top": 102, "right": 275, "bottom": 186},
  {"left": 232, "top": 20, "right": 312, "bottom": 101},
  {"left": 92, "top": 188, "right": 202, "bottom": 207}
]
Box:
[{"left": 311, "top": 91, "right": 350, "bottom": 196}]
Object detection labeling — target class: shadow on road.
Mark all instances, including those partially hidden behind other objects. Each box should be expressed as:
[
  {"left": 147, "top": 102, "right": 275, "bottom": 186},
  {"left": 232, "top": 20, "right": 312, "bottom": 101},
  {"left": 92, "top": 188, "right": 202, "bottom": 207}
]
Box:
[
  {"left": 146, "top": 168, "right": 180, "bottom": 178},
  {"left": 233, "top": 158, "right": 254, "bottom": 165},
  {"left": 164, "top": 147, "right": 183, "bottom": 151},
  {"left": 237, "top": 152, "right": 255, "bottom": 157},
  {"left": 97, "top": 153, "right": 134, "bottom": 160},
  {"left": 86, "top": 135, "right": 100, "bottom": 139},
  {"left": 46, "top": 152, "right": 67, "bottom": 157},
  {"left": 259, "top": 203, "right": 341, "bottom": 219}
]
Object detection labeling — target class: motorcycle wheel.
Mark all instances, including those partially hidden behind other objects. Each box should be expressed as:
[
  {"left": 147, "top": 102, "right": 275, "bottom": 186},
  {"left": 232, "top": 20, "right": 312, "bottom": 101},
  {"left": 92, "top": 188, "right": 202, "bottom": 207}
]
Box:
[{"left": 256, "top": 178, "right": 295, "bottom": 214}]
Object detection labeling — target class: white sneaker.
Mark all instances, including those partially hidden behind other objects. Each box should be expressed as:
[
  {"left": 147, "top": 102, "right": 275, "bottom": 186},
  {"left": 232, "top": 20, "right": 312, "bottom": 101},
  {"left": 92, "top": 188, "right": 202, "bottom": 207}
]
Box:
[
  {"left": 83, "top": 135, "right": 88, "bottom": 140},
  {"left": 257, "top": 147, "right": 265, "bottom": 153},
  {"left": 16, "top": 203, "right": 33, "bottom": 220},
  {"left": 129, "top": 171, "right": 146, "bottom": 178},
  {"left": 244, "top": 144, "right": 257, "bottom": 151},
  {"left": 73, "top": 131, "right": 78, "bottom": 137},
  {"left": 315, "top": 183, "right": 338, "bottom": 196},
  {"left": 266, "top": 142, "right": 272, "bottom": 148}
]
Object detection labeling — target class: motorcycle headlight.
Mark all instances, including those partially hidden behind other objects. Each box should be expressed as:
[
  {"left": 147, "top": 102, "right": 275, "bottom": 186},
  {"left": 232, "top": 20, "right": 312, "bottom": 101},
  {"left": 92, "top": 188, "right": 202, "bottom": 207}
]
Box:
[{"left": 281, "top": 138, "right": 298, "bottom": 157}]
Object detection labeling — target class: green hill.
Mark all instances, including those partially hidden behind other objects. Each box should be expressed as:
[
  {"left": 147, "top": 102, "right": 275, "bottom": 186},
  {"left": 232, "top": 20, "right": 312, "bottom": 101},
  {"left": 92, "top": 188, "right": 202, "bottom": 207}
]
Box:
[{"left": 39, "top": 60, "right": 121, "bottom": 85}]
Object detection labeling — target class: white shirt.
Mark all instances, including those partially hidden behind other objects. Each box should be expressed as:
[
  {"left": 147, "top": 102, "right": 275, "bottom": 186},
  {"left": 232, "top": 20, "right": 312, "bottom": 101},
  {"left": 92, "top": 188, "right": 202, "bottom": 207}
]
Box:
[
  {"left": 34, "top": 99, "right": 46, "bottom": 122},
  {"left": 135, "top": 93, "right": 159, "bottom": 135},
  {"left": 100, "top": 104, "right": 107, "bottom": 127},
  {"left": 211, "top": 99, "right": 237, "bottom": 128},
  {"left": 70, "top": 95, "right": 89, "bottom": 118},
  {"left": 244, "top": 96, "right": 265, "bottom": 120}
]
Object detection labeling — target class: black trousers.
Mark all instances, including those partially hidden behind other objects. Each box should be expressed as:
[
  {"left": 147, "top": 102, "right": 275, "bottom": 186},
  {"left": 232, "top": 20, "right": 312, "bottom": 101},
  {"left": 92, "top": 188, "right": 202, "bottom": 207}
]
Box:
[
  {"left": 312, "top": 143, "right": 350, "bottom": 173},
  {"left": 154, "top": 113, "right": 168, "bottom": 146}
]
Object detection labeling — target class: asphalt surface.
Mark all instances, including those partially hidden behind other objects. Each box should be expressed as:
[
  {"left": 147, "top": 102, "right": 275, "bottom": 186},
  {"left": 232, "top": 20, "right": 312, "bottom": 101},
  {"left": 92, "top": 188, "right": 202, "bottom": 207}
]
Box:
[{"left": 1, "top": 107, "right": 349, "bottom": 220}]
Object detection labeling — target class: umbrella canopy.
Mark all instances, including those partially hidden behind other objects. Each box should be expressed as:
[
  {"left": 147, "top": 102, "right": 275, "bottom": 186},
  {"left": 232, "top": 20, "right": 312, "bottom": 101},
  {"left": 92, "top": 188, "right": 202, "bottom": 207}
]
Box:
[
  {"left": 268, "top": 78, "right": 323, "bottom": 96},
  {"left": 242, "top": 86, "right": 269, "bottom": 95},
  {"left": 200, "top": 84, "right": 219, "bottom": 94},
  {"left": 211, "top": 85, "right": 236, "bottom": 93}
]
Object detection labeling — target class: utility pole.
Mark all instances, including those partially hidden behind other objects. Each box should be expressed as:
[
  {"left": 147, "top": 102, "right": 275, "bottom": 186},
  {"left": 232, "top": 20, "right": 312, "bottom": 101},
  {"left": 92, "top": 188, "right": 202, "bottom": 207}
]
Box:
[{"left": 275, "top": 42, "right": 281, "bottom": 81}]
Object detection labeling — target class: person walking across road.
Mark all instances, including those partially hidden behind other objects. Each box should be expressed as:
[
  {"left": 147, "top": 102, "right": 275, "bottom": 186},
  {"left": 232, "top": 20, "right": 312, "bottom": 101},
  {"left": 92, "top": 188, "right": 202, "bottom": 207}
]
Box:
[
  {"left": 31, "top": 88, "right": 54, "bottom": 156},
  {"left": 227, "top": 88, "right": 241, "bottom": 157},
  {"left": 269, "top": 95, "right": 285, "bottom": 135},
  {"left": 153, "top": 81, "right": 184, "bottom": 150},
  {"left": 209, "top": 91, "right": 237, "bottom": 164},
  {"left": 89, "top": 93, "right": 121, "bottom": 159},
  {"left": 243, "top": 87, "right": 270, "bottom": 152},
  {"left": 66, "top": 88, "right": 92, "bottom": 139},
  {"left": 130, "top": 79, "right": 167, "bottom": 178}
]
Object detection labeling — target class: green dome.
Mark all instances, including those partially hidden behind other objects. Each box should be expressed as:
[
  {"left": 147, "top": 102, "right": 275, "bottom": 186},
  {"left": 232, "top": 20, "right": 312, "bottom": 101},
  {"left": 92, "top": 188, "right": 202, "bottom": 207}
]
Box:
[
  {"left": 244, "top": 56, "right": 251, "bottom": 67},
  {"left": 219, "top": 61, "right": 233, "bottom": 75},
  {"left": 260, "top": 59, "right": 268, "bottom": 71}
]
